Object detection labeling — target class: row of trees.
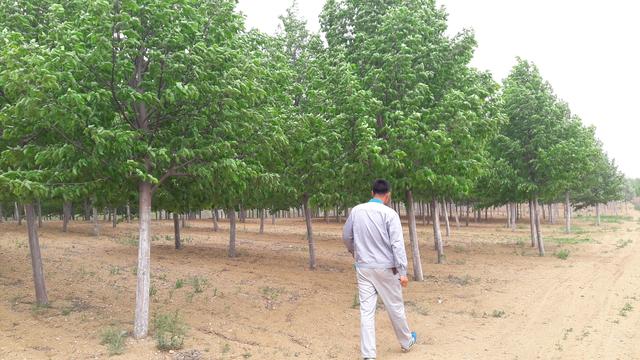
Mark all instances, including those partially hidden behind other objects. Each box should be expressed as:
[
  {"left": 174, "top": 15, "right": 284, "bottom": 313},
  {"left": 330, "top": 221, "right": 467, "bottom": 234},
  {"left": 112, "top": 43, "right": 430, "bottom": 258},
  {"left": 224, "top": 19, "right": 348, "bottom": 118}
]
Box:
[{"left": 0, "top": 0, "right": 625, "bottom": 339}]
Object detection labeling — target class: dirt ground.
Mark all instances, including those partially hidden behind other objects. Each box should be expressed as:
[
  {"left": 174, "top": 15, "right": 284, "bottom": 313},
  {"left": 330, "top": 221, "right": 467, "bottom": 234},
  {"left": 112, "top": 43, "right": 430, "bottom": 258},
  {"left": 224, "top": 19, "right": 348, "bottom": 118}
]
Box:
[{"left": 1, "top": 207, "right": 639, "bottom": 360}]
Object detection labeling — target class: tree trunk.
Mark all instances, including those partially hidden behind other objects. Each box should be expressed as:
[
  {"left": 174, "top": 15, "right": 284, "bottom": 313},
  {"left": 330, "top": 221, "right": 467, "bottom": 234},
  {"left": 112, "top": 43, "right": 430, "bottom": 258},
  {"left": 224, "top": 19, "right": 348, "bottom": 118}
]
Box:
[
  {"left": 63, "top": 201, "right": 71, "bottom": 232},
  {"left": 595, "top": 203, "right": 601, "bottom": 226},
  {"left": 506, "top": 203, "right": 511, "bottom": 228},
  {"left": 421, "top": 201, "right": 426, "bottom": 226},
  {"left": 302, "top": 193, "right": 316, "bottom": 270},
  {"left": 133, "top": 181, "right": 152, "bottom": 339},
  {"left": 564, "top": 192, "right": 571, "bottom": 233},
  {"left": 529, "top": 199, "right": 537, "bottom": 247},
  {"left": 272, "top": 212, "right": 276, "bottom": 225},
  {"left": 173, "top": 213, "right": 181, "bottom": 250},
  {"left": 453, "top": 201, "right": 460, "bottom": 230},
  {"left": 228, "top": 208, "right": 237, "bottom": 257},
  {"left": 534, "top": 196, "right": 545, "bottom": 256},
  {"left": 548, "top": 204, "right": 554, "bottom": 224},
  {"left": 25, "top": 203, "right": 48, "bottom": 305},
  {"left": 431, "top": 199, "right": 445, "bottom": 264},
  {"left": 181, "top": 214, "right": 186, "bottom": 228},
  {"left": 0, "top": 203, "right": 4, "bottom": 222},
  {"left": 442, "top": 199, "right": 451, "bottom": 237},
  {"left": 212, "top": 209, "right": 219, "bottom": 232},
  {"left": 84, "top": 199, "right": 91, "bottom": 221},
  {"left": 112, "top": 207, "right": 117, "bottom": 228},
  {"left": 91, "top": 199, "right": 99, "bottom": 237},
  {"left": 259, "top": 209, "right": 265, "bottom": 234},
  {"left": 465, "top": 203, "right": 469, "bottom": 227},
  {"left": 126, "top": 203, "right": 131, "bottom": 223},
  {"left": 16, "top": 202, "right": 22, "bottom": 224},
  {"left": 510, "top": 203, "right": 517, "bottom": 231},
  {"left": 37, "top": 201, "right": 42, "bottom": 228},
  {"left": 239, "top": 204, "right": 246, "bottom": 223},
  {"left": 405, "top": 191, "right": 424, "bottom": 280}
]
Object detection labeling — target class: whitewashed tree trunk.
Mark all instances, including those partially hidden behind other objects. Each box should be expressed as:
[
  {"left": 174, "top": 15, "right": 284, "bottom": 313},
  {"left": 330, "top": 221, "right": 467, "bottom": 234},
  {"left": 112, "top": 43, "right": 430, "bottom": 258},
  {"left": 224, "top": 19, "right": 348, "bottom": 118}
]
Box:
[
  {"left": 259, "top": 209, "right": 265, "bottom": 234},
  {"left": 405, "top": 191, "right": 424, "bottom": 280},
  {"left": 442, "top": 199, "right": 450, "bottom": 237},
  {"left": 228, "top": 208, "right": 237, "bottom": 257},
  {"left": 25, "top": 203, "right": 48, "bottom": 305},
  {"left": 529, "top": 199, "right": 537, "bottom": 247},
  {"left": 133, "top": 181, "right": 152, "bottom": 339},
  {"left": 506, "top": 203, "right": 511, "bottom": 228},
  {"left": 534, "top": 196, "right": 545, "bottom": 256},
  {"left": 431, "top": 199, "right": 445, "bottom": 264},
  {"left": 302, "top": 193, "right": 316, "bottom": 270},
  {"left": 173, "top": 213, "right": 181, "bottom": 250},
  {"left": 271, "top": 212, "right": 276, "bottom": 225},
  {"left": 126, "top": 203, "right": 131, "bottom": 223},
  {"left": 595, "top": 203, "right": 601, "bottom": 226}
]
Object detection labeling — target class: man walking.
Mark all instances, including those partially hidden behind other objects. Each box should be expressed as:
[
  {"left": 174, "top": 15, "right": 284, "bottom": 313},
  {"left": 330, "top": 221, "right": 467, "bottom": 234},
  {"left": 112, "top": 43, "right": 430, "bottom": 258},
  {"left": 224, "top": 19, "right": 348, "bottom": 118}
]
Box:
[{"left": 343, "top": 179, "right": 417, "bottom": 359}]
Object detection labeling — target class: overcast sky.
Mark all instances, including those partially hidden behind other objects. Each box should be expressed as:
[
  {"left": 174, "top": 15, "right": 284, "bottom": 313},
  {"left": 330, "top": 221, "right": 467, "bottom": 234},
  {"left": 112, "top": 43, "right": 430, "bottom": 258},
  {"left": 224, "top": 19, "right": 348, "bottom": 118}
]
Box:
[{"left": 237, "top": 0, "right": 639, "bottom": 178}]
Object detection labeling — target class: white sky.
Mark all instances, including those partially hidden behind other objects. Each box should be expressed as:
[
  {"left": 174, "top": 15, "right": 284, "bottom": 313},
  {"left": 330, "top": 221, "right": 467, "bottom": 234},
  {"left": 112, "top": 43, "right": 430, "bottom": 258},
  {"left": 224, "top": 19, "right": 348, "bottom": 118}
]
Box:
[{"left": 237, "top": 0, "right": 640, "bottom": 178}]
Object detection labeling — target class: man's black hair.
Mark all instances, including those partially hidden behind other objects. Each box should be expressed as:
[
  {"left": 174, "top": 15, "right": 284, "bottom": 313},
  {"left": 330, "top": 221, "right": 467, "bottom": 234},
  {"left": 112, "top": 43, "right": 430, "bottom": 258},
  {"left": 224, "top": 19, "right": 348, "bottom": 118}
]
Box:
[{"left": 372, "top": 179, "right": 391, "bottom": 194}]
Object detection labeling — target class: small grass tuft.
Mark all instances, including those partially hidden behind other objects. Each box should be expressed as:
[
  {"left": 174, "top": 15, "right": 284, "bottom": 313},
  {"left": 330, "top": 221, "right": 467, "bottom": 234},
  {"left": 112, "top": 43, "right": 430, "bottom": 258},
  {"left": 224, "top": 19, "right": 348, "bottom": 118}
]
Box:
[
  {"left": 154, "top": 311, "right": 187, "bottom": 351},
  {"left": 447, "top": 274, "right": 475, "bottom": 286},
  {"left": 491, "top": 309, "right": 506, "bottom": 318},
  {"left": 149, "top": 283, "right": 158, "bottom": 297},
  {"left": 31, "top": 302, "right": 50, "bottom": 315},
  {"left": 351, "top": 293, "right": 359, "bottom": 309},
  {"left": 616, "top": 239, "right": 633, "bottom": 249},
  {"left": 549, "top": 236, "right": 593, "bottom": 245},
  {"left": 261, "top": 286, "right": 283, "bottom": 301},
  {"left": 554, "top": 249, "right": 570, "bottom": 260},
  {"left": 189, "top": 276, "right": 208, "bottom": 293},
  {"left": 109, "top": 266, "right": 121, "bottom": 276},
  {"left": 175, "top": 279, "right": 185, "bottom": 289},
  {"left": 619, "top": 303, "right": 633, "bottom": 317},
  {"left": 100, "top": 327, "right": 127, "bottom": 356}
]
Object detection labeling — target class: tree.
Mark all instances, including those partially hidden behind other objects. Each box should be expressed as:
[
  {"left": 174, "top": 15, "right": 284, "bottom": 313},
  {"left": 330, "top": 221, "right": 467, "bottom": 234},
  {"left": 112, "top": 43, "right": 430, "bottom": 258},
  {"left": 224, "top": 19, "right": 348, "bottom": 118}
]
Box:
[
  {"left": 321, "top": 0, "right": 499, "bottom": 272},
  {"left": 500, "top": 58, "right": 568, "bottom": 256},
  {"left": 278, "top": 3, "right": 382, "bottom": 269},
  {"left": 540, "top": 118, "right": 600, "bottom": 233},
  {"left": 2, "top": 0, "right": 282, "bottom": 339},
  {"left": 574, "top": 152, "right": 625, "bottom": 225}
]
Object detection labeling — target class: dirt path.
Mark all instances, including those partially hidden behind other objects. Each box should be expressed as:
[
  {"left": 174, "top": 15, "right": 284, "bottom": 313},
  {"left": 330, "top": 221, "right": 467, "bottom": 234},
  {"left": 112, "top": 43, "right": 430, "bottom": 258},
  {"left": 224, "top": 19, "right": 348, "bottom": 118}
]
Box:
[{"left": 1, "top": 211, "right": 638, "bottom": 359}]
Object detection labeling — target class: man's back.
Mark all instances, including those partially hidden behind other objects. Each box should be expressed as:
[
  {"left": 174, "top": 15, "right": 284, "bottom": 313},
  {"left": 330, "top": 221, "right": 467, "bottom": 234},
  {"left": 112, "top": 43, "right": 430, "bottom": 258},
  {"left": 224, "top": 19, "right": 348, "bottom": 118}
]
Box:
[{"left": 343, "top": 200, "right": 408, "bottom": 277}]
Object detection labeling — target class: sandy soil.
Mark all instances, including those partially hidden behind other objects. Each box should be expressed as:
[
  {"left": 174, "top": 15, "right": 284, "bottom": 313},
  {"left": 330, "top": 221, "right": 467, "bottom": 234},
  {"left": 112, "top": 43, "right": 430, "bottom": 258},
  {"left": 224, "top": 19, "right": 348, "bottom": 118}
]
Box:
[{"left": 1, "top": 209, "right": 639, "bottom": 360}]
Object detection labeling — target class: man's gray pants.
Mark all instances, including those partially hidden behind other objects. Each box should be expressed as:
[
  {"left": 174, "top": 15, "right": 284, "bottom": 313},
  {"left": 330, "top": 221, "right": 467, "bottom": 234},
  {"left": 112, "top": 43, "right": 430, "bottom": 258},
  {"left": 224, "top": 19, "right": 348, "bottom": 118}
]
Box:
[{"left": 356, "top": 267, "right": 412, "bottom": 358}]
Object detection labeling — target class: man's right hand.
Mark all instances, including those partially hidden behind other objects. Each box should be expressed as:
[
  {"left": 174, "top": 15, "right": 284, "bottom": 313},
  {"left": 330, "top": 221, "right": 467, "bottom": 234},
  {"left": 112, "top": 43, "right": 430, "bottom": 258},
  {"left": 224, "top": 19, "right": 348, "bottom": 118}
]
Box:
[{"left": 400, "top": 275, "right": 409, "bottom": 288}]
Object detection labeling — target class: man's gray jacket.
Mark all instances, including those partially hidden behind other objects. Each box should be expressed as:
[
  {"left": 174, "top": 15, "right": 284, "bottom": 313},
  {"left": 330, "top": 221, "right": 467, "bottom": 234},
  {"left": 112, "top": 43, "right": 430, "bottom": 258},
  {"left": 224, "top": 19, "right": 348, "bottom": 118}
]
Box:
[{"left": 342, "top": 200, "right": 408, "bottom": 276}]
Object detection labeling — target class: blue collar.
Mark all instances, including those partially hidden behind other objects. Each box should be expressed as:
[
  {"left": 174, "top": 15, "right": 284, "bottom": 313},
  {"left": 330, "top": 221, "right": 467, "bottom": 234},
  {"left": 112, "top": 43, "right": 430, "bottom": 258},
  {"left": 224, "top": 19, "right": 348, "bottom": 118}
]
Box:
[{"left": 369, "top": 198, "right": 384, "bottom": 204}]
